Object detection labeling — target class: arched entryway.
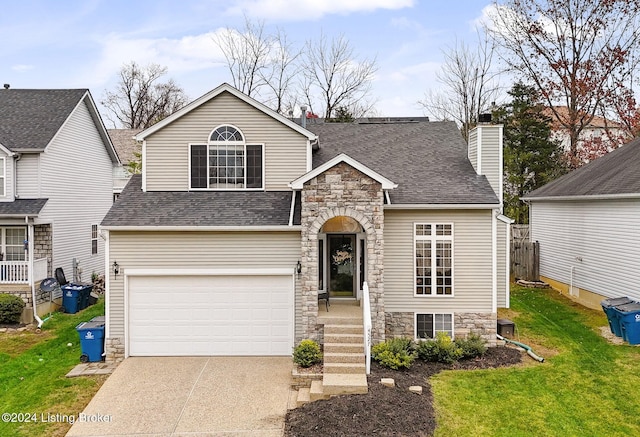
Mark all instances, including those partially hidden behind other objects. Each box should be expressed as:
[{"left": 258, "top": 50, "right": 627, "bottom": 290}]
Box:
[{"left": 318, "top": 216, "right": 365, "bottom": 299}]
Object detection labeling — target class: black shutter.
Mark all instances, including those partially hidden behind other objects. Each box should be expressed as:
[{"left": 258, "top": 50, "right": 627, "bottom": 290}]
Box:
[
  {"left": 246, "top": 145, "right": 263, "bottom": 188},
  {"left": 190, "top": 145, "right": 207, "bottom": 188}
]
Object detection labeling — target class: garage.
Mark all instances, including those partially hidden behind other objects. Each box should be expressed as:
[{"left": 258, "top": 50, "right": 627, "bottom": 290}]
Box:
[{"left": 127, "top": 272, "right": 294, "bottom": 356}]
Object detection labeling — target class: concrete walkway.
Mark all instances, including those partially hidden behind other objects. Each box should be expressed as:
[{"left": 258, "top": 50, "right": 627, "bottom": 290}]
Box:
[{"left": 66, "top": 356, "right": 293, "bottom": 436}]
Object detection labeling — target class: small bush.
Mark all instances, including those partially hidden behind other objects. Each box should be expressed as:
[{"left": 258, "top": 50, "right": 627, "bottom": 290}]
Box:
[
  {"left": 293, "top": 339, "right": 322, "bottom": 367},
  {"left": 416, "top": 332, "right": 463, "bottom": 364},
  {"left": 0, "top": 294, "right": 25, "bottom": 324},
  {"left": 456, "top": 333, "right": 487, "bottom": 359},
  {"left": 371, "top": 337, "right": 416, "bottom": 369}
]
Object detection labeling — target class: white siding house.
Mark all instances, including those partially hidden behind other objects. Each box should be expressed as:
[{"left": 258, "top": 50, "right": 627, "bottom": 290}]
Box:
[
  {"left": 524, "top": 138, "right": 640, "bottom": 308},
  {"left": 0, "top": 88, "right": 119, "bottom": 322}
]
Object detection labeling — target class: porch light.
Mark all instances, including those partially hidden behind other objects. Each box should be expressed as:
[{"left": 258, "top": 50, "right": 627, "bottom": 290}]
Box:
[
  {"left": 296, "top": 260, "right": 302, "bottom": 274},
  {"left": 112, "top": 261, "right": 120, "bottom": 278}
]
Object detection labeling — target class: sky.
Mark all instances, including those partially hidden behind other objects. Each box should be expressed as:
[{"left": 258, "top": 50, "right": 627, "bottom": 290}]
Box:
[{"left": 0, "top": 0, "right": 495, "bottom": 125}]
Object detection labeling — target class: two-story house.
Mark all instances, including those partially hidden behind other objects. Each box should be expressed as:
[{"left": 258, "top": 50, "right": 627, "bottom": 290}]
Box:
[
  {"left": 101, "top": 83, "right": 511, "bottom": 369},
  {"left": 0, "top": 88, "right": 120, "bottom": 323}
]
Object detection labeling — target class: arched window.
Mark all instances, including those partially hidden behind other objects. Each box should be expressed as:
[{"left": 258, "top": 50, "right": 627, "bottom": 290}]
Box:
[{"left": 190, "top": 125, "right": 263, "bottom": 190}]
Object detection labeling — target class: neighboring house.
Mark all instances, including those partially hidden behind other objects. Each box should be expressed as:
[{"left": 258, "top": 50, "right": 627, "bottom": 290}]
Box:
[
  {"left": 0, "top": 88, "right": 120, "bottom": 322},
  {"left": 100, "top": 83, "right": 511, "bottom": 361},
  {"left": 108, "top": 129, "right": 140, "bottom": 201},
  {"left": 523, "top": 138, "right": 640, "bottom": 309}
]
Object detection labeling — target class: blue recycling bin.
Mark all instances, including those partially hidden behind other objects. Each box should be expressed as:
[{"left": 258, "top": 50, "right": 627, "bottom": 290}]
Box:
[
  {"left": 76, "top": 320, "right": 105, "bottom": 362},
  {"left": 62, "top": 286, "right": 81, "bottom": 314},
  {"left": 78, "top": 285, "right": 93, "bottom": 310},
  {"left": 615, "top": 302, "right": 640, "bottom": 345},
  {"left": 601, "top": 297, "right": 634, "bottom": 337}
]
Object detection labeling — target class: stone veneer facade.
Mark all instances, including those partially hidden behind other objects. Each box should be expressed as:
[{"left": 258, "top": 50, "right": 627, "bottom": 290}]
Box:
[
  {"left": 299, "top": 162, "right": 386, "bottom": 342},
  {"left": 385, "top": 311, "right": 498, "bottom": 346}
]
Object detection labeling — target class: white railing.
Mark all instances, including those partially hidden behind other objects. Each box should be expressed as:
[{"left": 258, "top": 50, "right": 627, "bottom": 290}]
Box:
[
  {"left": 0, "top": 258, "right": 48, "bottom": 284},
  {"left": 33, "top": 258, "right": 48, "bottom": 282},
  {"left": 362, "top": 281, "right": 372, "bottom": 375},
  {"left": 0, "top": 261, "right": 29, "bottom": 283}
]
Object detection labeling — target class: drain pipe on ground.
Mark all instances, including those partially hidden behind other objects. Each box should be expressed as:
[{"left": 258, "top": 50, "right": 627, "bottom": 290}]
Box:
[{"left": 497, "top": 334, "right": 544, "bottom": 362}]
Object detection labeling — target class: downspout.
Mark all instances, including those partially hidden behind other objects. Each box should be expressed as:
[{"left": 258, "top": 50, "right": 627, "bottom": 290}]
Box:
[
  {"left": 288, "top": 190, "right": 296, "bottom": 227},
  {"left": 570, "top": 266, "right": 575, "bottom": 296},
  {"left": 27, "top": 216, "right": 44, "bottom": 328}
]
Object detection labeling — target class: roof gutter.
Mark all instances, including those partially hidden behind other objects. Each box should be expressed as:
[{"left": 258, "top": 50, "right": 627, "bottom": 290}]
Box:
[
  {"left": 100, "top": 225, "right": 302, "bottom": 232},
  {"left": 384, "top": 203, "right": 500, "bottom": 210},
  {"left": 523, "top": 193, "right": 640, "bottom": 202}
]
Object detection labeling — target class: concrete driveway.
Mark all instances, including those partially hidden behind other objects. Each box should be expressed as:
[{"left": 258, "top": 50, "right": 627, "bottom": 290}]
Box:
[{"left": 66, "top": 357, "right": 293, "bottom": 436}]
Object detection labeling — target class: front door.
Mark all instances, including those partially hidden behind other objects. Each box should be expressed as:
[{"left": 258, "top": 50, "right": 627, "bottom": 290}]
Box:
[{"left": 328, "top": 234, "right": 355, "bottom": 297}]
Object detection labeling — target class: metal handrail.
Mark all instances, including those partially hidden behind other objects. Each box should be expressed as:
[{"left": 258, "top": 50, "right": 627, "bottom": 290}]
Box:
[{"left": 362, "top": 281, "right": 372, "bottom": 374}]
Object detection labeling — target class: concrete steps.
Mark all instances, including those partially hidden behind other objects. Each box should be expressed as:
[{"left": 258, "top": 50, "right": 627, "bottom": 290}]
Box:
[{"left": 295, "top": 316, "right": 368, "bottom": 408}]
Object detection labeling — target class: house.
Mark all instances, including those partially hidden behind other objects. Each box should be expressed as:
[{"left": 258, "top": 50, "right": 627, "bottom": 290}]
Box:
[
  {"left": 108, "top": 129, "right": 140, "bottom": 201},
  {"left": 0, "top": 88, "right": 120, "bottom": 322},
  {"left": 523, "top": 137, "right": 640, "bottom": 309},
  {"left": 100, "top": 83, "right": 511, "bottom": 363}
]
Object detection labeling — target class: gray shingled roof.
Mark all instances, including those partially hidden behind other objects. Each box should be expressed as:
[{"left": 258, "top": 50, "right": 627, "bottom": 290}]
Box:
[
  {"left": 0, "top": 89, "right": 88, "bottom": 151},
  {"left": 525, "top": 138, "right": 640, "bottom": 199},
  {"left": 0, "top": 199, "right": 48, "bottom": 217},
  {"left": 307, "top": 121, "right": 498, "bottom": 204},
  {"left": 108, "top": 129, "right": 141, "bottom": 164},
  {"left": 101, "top": 175, "right": 300, "bottom": 227}
]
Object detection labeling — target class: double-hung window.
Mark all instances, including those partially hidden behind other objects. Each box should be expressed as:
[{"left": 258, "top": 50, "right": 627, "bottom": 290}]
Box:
[
  {"left": 91, "top": 225, "right": 98, "bottom": 255},
  {"left": 190, "top": 125, "right": 263, "bottom": 190},
  {"left": 415, "top": 223, "right": 453, "bottom": 296}
]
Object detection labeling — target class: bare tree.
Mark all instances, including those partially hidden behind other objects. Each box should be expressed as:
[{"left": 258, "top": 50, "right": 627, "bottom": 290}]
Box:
[
  {"left": 486, "top": 0, "right": 640, "bottom": 168},
  {"left": 419, "top": 34, "right": 501, "bottom": 140},
  {"left": 102, "top": 62, "right": 188, "bottom": 129},
  {"left": 213, "top": 16, "right": 271, "bottom": 98},
  {"left": 301, "top": 33, "right": 378, "bottom": 120},
  {"left": 260, "top": 29, "right": 301, "bottom": 114}
]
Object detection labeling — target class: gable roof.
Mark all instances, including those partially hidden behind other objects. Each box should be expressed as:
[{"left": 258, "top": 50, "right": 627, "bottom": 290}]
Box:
[
  {"left": 307, "top": 121, "right": 498, "bottom": 205},
  {"left": 290, "top": 153, "right": 397, "bottom": 190},
  {"left": 524, "top": 138, "right": 640, "bottom": 200},
  {"left": 0, "top": 88, "right": 119, "bottom": 163},
  {"left": 134, "top": 83, "right": 317, "bottom": 142},
  {"left": 108, "top": 129, "right": 141, "bottom": 164},
  {"left": 101, "top": 175, "right": 300, "bottom": 228}
]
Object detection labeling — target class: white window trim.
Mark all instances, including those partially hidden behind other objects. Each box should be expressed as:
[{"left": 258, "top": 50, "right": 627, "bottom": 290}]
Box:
[
  {"left": 413, "top": 222, "right": 455, "bottom": 297},
  {"left": 414, "top": 312, "right": 455, "bottom": 340},
  {"left": 0, "top": 227, "right": 27, "bottom": 261},
  {"left": 188, "top": 142, "right": 265, "bottom": 191},
  {"left": 91, "top": 224, "right": 98, "bottom": 255},
  {"left": 0, "top": 157, "right": 5, "bottom": 197}
]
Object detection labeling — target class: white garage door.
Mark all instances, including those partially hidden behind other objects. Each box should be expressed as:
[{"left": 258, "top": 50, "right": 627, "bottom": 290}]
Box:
[{"left": 128, "top": 274, "right": 293, "bottom": 356}]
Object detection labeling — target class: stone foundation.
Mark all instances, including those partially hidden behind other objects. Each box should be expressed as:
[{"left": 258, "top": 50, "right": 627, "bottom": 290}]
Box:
[
  {"left": 104, "top": 337, "right": 125, "bottom": 363},
  {"left": 34, "top": 224, "right": 53, "bottom": 277},
  {"left": 385, "top": 311, "right": 498, "bottom": 346}
]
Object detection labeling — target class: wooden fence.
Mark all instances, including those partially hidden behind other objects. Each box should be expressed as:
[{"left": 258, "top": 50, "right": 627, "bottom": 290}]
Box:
[
  {"left": 511, "top": 240, "right": 539, "bottom": 281},
  {"left": 511, "top": 224, "right": 530, "bottom": 243}
]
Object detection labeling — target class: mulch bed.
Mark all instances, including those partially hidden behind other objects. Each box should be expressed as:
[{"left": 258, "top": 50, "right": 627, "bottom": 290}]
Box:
[{"left": 285, "top": 346, "right": 523, "bottom": 437}]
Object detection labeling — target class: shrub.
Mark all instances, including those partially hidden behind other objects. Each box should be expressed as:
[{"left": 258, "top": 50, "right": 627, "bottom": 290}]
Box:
[
  {"left": 371, "top": 337, "right": 416, "bottom": 369},
  {"left": 456, "top": 333, "right": 487, "bottom": 359},
  {"left": 293, "top": 339, "right": 322, "bottom": 367},
  {"left": 0, "top": 294, "right": 25, "bottom": 324},
  {"left": 416, "top": 332, "right": 463, "bottom": 364}
]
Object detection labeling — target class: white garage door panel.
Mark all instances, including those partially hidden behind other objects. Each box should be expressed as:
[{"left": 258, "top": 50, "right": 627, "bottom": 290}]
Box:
[{"left": 128, "top": 275, "right": 293, "bottom": 356}]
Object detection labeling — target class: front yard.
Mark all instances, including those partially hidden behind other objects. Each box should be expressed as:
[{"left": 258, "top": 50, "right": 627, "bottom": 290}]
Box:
[
  {"left": 0, "top": 301, "right": 106, "bottom": 437},
  {"left": 287, "top": 286, "right": 640, "bottom": 436}
]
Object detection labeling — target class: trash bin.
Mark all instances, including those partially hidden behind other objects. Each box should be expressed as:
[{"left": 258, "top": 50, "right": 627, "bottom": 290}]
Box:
[
  {"left": 615, "top": 302, "right": 640, "bottom": 345},
  {"left": 601, "top": 297, "right": 633, "bottom": 337},
  {"left": 78, "top": 285, "right": 93, "bottom": 310},
  {"left": 62, "top": 286, "right": 81, "bottom": 314},
  {"left": 76, "top": 320, "right": 105, "bottom": 362}
]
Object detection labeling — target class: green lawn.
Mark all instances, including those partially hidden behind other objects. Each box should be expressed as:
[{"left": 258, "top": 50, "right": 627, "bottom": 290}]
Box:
[
  {"left": 432, "top": 286, "right": 640, "bottom": 437},
  {"left": 0, "top": 300, "right": 107, "bottom": 437}
]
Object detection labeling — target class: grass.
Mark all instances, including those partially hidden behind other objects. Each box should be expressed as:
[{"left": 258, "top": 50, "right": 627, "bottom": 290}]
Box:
[
  {"left": 0, "top": 300, "right": 107, "bottom": 437},
  {"left": 432, "top": 285, "right": 640, "bottom": 437}
]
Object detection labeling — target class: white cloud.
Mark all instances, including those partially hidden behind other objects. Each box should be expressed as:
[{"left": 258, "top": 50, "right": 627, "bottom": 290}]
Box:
[
  {"left": 226, "top": 0, "right": 414, "bottom": 20},
  {"left": 11, "top": 64, "right": 34, "bottom": 72}
]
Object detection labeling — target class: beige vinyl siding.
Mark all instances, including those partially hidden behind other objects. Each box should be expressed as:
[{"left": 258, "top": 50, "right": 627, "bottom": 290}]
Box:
[
  {"left": 144, "top": 91, "right": 308, "bottom": 191},
  {"left": 497, "top": 218, "right": 508, "bottom": 308},
  {"left": 37, "top": 98, "right": 114, "bottom": 280},
  {"left": 479, "top": 125, "right": 502, "bottom": 201},
  {"left": 16, "top": 153, "right": 39, "bottom": 198},
  {"left": 384, "top": 209, "right": 494, "bottom": 313},
  {"left": 107, "top": 231, "right": 302, "bottom": 339},
  {"left": 468, "top": 128, "right": 478, "bottom": 174},
  {"left": 530, "top": 199, "right": 640, "bottom": 302}
]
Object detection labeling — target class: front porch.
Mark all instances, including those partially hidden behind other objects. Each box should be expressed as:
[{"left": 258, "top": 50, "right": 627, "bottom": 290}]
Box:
[{"left": 0, "top": 258, "right": 48, "bottom": 285}]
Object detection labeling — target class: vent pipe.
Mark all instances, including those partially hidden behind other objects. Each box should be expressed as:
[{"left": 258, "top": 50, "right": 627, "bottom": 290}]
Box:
[
  {"left": 300, "top": 105, "right": 307, "bottom": 128},
  {"left": 3, "top": 84, "right": 9, "bottom": 89}
]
